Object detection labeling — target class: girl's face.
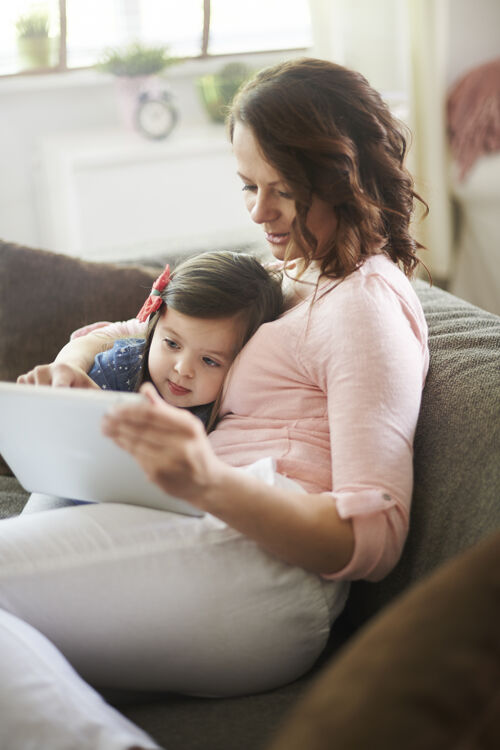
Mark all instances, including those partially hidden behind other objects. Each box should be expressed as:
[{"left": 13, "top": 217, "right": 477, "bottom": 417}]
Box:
[
  {"left": 232, "top": 122, "right": 338, "bottom": 261},
  {"left": 148, "top": 307, "right": 243, "bottom": 408}
]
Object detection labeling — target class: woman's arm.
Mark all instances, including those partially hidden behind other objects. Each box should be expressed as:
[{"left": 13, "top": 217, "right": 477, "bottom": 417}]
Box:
[
  {"left": 312, "top": 273, "right": 429, "bottom": 582},
  {"left": 102, "top": 383, "right": 355, "bottom": 575}
]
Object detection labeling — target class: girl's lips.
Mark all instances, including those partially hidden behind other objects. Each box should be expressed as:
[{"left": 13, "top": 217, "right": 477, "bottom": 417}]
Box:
[
  {"left": 167, "top": 380, "right": 191, "bottom": 396},
  {"left": 264, "top": 232, "right": 290, "bottom": 245}
]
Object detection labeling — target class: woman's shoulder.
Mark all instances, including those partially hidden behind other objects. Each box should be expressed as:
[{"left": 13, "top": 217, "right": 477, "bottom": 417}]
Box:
[
  {"left": 311, "top": 254, "right": 428, "bottom": 347},
  {"left": 324, "top": 255, "right": 425, "bottom": 319},
  {"left": 342, "top": 253, "right": 415, "bottom": 293},
  {"left": 298, "top": 255, "right": 429, "bottom": 379}
]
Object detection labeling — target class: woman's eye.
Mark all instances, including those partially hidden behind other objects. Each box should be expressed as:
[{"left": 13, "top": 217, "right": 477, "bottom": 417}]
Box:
[
  {"left": 278, "top": 190, "right": 293, "bottom": 199},
  {"left": 241, "top": 184, "right": 257, "bottom": 193},
  {"left": 202, "top": 357, "right": 220, "bottom": 367}
]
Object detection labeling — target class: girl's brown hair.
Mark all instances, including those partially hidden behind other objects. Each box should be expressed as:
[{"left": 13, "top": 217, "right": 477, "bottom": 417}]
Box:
[
  {"left": 136, "top": 250, "right": 283, "bottom": 427},
  {"left": 227, "top": 57, "right": 428, "bottom": 280}
]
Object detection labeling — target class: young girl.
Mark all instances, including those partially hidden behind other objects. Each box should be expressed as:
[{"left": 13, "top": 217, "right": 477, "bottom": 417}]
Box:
[{"left": 87, "top": 250, "right": 284, "bottom": 429}]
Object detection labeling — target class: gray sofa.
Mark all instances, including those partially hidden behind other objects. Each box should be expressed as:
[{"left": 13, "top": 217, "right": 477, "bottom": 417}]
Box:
[{"left": 1, "top": 240, "right": 499, "bottom": 749}]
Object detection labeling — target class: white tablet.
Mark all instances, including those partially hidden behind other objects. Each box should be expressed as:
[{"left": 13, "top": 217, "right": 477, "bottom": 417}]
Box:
[{"left": 0, "top": 382, "right": 202, "bottom": 516}]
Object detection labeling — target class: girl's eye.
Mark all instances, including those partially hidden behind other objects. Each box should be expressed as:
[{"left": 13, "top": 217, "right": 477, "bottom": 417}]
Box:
[
  {"left": 241, "top": 184, "right": 257, "bottom": 193},
  {"left": 278, "top": 190, "right": 294, "bottom": 199},
  {"left": 164, "top": 338, "right": 179, "bottom": 350},
  {"left": 202, "top": 357, "right": 220, "bottom": 368}
]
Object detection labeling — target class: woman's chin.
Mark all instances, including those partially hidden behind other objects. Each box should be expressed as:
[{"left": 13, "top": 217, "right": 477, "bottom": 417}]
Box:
[
  {"left": 268, "top": 241, "right": 299, "bottom": 262},
  {"left": 269, "top": 246, "right": 287, "bottom": 261}
]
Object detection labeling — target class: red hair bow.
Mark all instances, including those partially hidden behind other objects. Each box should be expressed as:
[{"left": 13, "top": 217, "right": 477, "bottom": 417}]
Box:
[{"left": 136, "top": 265, "right": 171, "bottom": 323}]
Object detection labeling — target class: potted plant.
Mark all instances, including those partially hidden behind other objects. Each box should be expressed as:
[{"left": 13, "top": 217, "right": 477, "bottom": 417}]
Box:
[
  {"left": 197, "top": 62, "right": 252, "bottom": 123},
  {"left": 16, "top": 8, "right": 53, "bottom": 69},
  {"left": 95, "top": 42, "right": 178, "bottom": 78},
  {"left": 96, "top": 42, "right": 180, "bottom": 132}
]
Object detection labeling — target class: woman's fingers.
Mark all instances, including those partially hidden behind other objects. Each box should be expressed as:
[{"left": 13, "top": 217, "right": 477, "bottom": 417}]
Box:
[
  {"left": 104, "top": 391, "right": 200, "bottom": 436},
  {"left": 102, "top": 398, "right": 201, "bottom": 464},
  {"left": 139, "top": 381, "right": 164, "bottom": 406},
  {"left": 101, "top": 395, "right": 218, "bottom": 506}
]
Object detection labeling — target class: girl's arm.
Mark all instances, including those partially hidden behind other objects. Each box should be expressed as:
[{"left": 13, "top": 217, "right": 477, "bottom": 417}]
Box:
[
  {"left": 102, "top": 383, "right": 355, "bottom": 575},
  {"left": 17, "top": 319, "right": 145, "bottom": 387}
]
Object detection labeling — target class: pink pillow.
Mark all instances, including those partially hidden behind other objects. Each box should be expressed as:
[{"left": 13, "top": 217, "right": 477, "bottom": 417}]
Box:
[{"left": 447, "top": 57, "right": 500, "bottom": 180}]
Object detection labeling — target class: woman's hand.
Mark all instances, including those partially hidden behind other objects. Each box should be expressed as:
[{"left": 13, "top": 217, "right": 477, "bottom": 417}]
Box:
[
  {"left": 17, "top": 362, "right": 101, "bottom": 389},
  {"left": 101, "top": 383, "right": 225, "bottom": 509},
  {"left": 102, "top": 383, "right": 355, "bottom": 573}
]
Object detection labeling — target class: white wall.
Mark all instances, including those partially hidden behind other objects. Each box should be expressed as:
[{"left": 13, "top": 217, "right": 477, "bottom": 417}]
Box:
[
  {"left": 0, "top": 53, "right": 282, "bottom": 253},
  {"left": 0, "top": 75, "right": 119, "bottom": 248},
  {"left": 446, "top": 0, "right": 500, "bottom": 85}
]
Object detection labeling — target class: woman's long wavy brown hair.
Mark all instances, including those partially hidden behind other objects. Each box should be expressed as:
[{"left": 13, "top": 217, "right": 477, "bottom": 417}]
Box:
[{"left": 227, "top": 57, "right": 428, "bottom": 280}]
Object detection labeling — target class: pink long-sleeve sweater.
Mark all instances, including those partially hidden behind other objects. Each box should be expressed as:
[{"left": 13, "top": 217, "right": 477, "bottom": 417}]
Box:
[{"left": 97, "top": 254, "right": 429, "bottom": 583}]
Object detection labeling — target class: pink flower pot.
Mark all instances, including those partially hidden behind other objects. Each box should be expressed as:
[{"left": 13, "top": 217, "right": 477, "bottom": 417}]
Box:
[{"left": 114, "top": 75, "right": 153, "bottom": 132}]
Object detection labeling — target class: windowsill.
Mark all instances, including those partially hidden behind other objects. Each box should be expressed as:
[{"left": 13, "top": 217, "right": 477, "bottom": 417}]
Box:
[{"left": 0, "top": 49, "right": 307, "bottom": 94}]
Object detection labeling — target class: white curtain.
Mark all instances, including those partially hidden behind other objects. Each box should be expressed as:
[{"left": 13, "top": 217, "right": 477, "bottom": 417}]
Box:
[{"left": 308, "top": 0, "right": 453, "bottom": 280}]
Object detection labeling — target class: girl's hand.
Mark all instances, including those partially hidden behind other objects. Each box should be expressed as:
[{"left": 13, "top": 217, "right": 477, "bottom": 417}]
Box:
[
  {"left": 101, "top": 383, "right": 224, "bottom": 509},
  {"left": 17, "top": 362, "right": 100, "bottom": 389}
]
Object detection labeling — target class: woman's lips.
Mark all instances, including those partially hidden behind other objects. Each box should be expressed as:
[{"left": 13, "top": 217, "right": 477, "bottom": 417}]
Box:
[
  {"left": 167, "top": 380, "right": 191, "bottom": 396},
  {"left": 264, "top": 232, "right": 290, "bottom": 245}
]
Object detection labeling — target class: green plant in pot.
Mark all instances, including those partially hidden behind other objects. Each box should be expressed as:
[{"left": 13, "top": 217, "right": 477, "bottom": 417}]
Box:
[
  {"left": 96, "top": 42, "right": 181, "bottom": 134},
  {"left": 95, "top": 41, "right": 179, "bottom": 77},
  {"left": 197, "top": 62, "right": 252, "bottom": 123},
  {"left": 16, "top": 9, "right": 53, "bottom": 69}
]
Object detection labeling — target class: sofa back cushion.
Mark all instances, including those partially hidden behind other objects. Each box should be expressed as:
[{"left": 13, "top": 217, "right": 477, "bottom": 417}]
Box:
[
  {"left": 345, "top": 280, "right": 500, "bottom": 627},
  {"left": 0, "top": 241, "right": 158, "bottom": 383}
]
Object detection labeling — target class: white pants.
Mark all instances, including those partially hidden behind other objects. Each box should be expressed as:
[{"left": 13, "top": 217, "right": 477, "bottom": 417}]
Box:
[{"left": 0, "top": 462, "right": 348, "bottom": 748}]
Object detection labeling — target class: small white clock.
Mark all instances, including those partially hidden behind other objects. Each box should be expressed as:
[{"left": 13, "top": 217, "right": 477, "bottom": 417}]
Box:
[{"left": 135, "top": 91, "right": 178, "bottom": 140}]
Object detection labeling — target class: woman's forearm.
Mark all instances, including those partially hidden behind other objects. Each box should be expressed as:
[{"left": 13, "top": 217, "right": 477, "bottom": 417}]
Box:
[{"left": 205, "top": 462, "right": 355, "bottom": 575}]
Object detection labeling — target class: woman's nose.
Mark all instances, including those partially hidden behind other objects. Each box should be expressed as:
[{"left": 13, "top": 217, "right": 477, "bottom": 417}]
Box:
[{"left": 249, "top": 192, "right": 279, "bottom": 225}]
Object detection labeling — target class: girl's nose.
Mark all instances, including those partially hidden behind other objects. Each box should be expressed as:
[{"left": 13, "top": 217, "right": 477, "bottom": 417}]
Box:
[
  {"left": 249, "top": 192, "right": 279, "bottom": 225},
  {"left": 174, "top": 355, "right": 194, "bottom": 378}
]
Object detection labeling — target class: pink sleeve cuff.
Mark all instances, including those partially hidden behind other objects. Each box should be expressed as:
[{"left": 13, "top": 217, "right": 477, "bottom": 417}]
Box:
[
  {"left": 335, "top": 488, "right": 397, "bottom": 517},
  {"left": 322, "top": 489, "right": 408, "bottom": 582}
]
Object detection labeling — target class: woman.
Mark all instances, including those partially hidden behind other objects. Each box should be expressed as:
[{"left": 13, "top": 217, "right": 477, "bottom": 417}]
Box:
[{"left": 3, "top": 58, "right": 428, "bottom": 749}]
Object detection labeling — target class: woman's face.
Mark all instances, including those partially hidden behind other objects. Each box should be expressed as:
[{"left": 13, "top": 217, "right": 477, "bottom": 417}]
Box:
[{"left": 232, "top": 122, "right": 337, "bottom": 261}]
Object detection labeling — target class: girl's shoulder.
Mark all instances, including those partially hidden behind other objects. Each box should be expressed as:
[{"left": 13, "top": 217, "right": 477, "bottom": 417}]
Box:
[{"left": 100, "top": 338, "right": 147, "bottom": 366}]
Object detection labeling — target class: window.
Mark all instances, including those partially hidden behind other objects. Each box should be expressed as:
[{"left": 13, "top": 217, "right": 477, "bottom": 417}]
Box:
[{"left": 0, "top": 0, "right": 312, "bottom": 77}]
